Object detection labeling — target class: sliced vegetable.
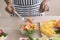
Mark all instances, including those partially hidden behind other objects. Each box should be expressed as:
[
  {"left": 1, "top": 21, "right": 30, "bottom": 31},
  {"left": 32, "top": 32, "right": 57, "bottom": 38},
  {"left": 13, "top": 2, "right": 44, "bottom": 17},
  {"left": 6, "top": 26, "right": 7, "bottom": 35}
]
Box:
[
  {"left": 52, "top": 37, "right": 60, "bottom": 40},
  {"left": 27, "top": 18, "right": 33, "bottom": 23},
  {"left": 23, "top": 22, "right": 28, "bottom": 26}
]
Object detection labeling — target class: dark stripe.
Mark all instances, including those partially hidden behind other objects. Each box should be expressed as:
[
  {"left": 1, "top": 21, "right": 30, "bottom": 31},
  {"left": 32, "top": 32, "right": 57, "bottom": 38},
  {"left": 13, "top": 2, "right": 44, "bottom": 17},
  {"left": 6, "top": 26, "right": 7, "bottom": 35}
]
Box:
[
  {"left": 18, "top": 0, "right": 21, "bottom": 5},
  {"left": 25, "top": 0, "right": 26, "bottom": 5},
  {"left": 20, "top": 0, "right": 21, "bottom": 5},
  {"left": 17, "top": 0, "right": 19, "bottom": 5},
  {"left": 27, "top": 0, "right": 28, "bottom": 5},
  {"left": 36, "top": 0, "right": 37, "bottom": 4},
  {"left": 28, "top": 0, "right": 30, "bottom": 5},
  {"left": 30, "top": 0, "right": 31, "bottom": 5},
  {"left": 23, "top": 0, "right": 25, "bottom": 6},
  {"left": 16, "top": 0, "right": 18, "bottom": 5}
]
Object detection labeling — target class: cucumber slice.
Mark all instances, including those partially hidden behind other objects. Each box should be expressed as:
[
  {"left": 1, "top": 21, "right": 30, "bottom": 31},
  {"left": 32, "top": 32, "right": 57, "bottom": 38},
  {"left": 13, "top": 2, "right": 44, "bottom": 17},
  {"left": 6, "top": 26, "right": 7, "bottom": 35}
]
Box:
[
  {"left": 36, "top": 38, "right": 40, "bottom": 40},
  {"left": 52, "top": 38, "right": 60, "bottom": 40}
]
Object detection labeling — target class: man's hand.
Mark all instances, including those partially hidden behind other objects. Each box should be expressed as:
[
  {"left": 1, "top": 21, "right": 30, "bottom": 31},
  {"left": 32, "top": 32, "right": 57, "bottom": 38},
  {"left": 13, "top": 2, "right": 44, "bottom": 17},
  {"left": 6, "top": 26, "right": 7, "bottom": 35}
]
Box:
[
  {"left": 4, "top": 0, "right": 17, "bottom": 14},
  {"left": 5, "top": 4, "right": 14, "bottom": 14},
  {"left": 39, "top": 0, "right": 50, "bottom": 13}
]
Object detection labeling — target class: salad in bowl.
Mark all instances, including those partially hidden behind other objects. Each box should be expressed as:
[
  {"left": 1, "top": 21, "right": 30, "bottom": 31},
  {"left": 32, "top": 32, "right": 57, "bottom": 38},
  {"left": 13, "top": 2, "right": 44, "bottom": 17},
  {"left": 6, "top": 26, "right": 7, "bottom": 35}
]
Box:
[
  {"left": 19, "top": 18, "right": 38, "bottom": 35},
  {"left": 18, "top": 18, "right": 38, "bottom": 40},
  {"left": 0, "top": 27, "right": 8, "bottom": 40}
]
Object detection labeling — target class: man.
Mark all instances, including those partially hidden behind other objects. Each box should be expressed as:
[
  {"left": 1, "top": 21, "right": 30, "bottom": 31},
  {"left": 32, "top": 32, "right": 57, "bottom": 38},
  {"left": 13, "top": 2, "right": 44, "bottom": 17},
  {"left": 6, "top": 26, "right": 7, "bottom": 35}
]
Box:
[{"left": 4, "top": 0, "right": 49, "bottom": 16}]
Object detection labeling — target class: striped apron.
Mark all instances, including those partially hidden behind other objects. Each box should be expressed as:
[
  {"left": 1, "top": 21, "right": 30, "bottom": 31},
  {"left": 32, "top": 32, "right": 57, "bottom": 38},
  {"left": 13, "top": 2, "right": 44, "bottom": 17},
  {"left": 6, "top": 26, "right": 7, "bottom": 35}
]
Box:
[{"left": 13, "top": 0, "right": 42, "bottom": 17}]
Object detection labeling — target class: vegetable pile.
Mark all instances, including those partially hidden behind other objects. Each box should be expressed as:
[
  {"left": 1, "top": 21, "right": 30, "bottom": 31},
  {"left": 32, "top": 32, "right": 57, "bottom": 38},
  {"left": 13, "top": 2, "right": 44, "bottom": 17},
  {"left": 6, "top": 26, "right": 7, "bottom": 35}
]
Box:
[
  {"left": 20, "top": 18, "right": 38, "bottom": 35},
  {"left": 40, "top": 20, "right": 56, "bottom": 37},
  {"left": 0, "top": 28, "right": 8, "bottom": 40},
  {"left": 20, "top": 18, "right": 38, "bottom": 40}
]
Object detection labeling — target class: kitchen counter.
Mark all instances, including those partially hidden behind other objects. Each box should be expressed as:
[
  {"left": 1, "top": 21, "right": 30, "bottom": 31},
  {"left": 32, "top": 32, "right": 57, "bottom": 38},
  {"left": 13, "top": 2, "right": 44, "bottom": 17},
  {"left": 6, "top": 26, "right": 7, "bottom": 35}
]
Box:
[{"left": 0, "top": 16, "right": 60, "bottom": 40}]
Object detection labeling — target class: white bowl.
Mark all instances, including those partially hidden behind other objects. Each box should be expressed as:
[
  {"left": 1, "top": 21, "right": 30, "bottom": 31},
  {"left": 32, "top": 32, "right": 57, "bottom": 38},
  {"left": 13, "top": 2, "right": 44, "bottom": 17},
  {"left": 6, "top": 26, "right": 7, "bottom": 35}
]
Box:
[{"left": 3, "top": 36, "right": 8, "bottom": 40}]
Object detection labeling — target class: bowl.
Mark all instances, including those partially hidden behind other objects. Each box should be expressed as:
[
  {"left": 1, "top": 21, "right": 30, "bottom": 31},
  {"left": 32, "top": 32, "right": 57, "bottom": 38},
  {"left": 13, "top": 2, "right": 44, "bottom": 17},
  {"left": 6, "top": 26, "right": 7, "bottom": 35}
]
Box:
[
  {"left": 3, "top": 36, "right": 8, "bottom": 40},
  {"left": 18, "top": 21, "right": 38, "bottom": 36}
]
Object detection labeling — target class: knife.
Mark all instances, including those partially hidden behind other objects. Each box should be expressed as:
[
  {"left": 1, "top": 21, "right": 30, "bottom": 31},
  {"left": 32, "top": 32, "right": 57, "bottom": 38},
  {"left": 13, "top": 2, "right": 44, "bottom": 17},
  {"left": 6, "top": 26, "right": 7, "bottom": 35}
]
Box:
[{"left": 37, "top": 22, "right": 42, "bottom": 37}]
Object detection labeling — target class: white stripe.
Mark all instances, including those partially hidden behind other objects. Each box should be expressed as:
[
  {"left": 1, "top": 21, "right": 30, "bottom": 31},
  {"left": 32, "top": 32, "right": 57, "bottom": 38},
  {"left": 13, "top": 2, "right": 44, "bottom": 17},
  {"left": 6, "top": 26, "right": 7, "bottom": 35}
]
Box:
[
  {"left": 22, "top": 0, "right": 23, "bottom": 5},
  {"left": 23, "top": 0, "right": 25, "bottom": 5}
]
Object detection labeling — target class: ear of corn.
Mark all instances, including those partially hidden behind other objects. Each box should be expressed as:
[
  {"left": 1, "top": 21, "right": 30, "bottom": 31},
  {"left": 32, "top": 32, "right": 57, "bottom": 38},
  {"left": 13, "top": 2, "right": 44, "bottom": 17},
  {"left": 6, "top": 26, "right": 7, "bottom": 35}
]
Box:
[
  {"left": 40, "top": 20, "right": 56, "bottom": 37},
  {"left": 42, "top": 20, "right": 57, "bottom": 28},
  {"left": 42, "top": 26, "right": 55, "bottom": 34},
  {"left": 40, "top": 27, "right": 55, "bottom": 37}
]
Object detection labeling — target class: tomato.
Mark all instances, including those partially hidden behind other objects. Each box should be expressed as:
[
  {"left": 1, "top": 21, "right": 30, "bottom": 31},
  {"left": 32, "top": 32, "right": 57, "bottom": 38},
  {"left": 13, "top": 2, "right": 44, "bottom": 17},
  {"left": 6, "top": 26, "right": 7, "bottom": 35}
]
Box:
[
  {"left": 0, "top": 29, "right": 3, "bottom": 34},
  {"left": 54, "top": 20, "right": 60, "bottom": 29}
]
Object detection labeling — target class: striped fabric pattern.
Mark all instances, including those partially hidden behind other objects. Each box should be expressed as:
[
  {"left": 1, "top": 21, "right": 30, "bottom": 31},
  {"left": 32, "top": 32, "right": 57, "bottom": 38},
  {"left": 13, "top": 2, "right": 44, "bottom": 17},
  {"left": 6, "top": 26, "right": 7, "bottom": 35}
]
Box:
[{"left": 13, "top": 0, "right": 42, "bottom": 17}]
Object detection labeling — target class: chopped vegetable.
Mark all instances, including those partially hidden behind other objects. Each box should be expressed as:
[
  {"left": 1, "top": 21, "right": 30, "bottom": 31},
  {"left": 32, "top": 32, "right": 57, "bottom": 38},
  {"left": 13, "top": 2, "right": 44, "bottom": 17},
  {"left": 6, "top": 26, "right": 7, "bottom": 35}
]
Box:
[
  {"left": 27, "top": 18, "right": 33, "bottom": 23},
  {"left": 52, "top": 38, "right": 60, "bottom": 40}
]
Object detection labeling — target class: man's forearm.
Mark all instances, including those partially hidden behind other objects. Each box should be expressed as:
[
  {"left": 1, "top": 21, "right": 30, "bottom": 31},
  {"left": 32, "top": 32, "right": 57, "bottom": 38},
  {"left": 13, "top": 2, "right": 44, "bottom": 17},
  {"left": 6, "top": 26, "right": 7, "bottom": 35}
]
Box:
[{"left": 4, "top": 0, "right": 13, "bottom": 5}]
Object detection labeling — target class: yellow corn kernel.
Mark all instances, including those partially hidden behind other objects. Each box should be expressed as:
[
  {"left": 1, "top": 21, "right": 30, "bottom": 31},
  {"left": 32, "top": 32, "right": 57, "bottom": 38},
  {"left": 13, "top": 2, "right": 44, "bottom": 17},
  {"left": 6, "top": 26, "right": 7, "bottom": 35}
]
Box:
[
  {"left": 33, "top": 24, "right": 38, "bottom": 30},
  {"left": 28, "top": 25, "right": 31, "bottom": 29}
]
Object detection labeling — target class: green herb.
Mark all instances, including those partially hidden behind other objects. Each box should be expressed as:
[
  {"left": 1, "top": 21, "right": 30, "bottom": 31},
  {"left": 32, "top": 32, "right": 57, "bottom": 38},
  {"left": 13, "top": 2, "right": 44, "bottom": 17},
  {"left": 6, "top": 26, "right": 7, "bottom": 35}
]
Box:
[
  {"left": 54, "top": 30, "right": 60, "bottom": 34},
  {"left": 2, "top": 33, "right": 8, "bottom": 37},
  {"left": 28, "top": 35, "right": 34, "bottom": 40},
  {"left": 36, "top": 38, "right": 40, "bottom": 40},
  {"left": 52, "top": 38, "right": 60, "bottom": 40},
  {"left": 27, "top": 30, "right": 35, "bottom": 34}
]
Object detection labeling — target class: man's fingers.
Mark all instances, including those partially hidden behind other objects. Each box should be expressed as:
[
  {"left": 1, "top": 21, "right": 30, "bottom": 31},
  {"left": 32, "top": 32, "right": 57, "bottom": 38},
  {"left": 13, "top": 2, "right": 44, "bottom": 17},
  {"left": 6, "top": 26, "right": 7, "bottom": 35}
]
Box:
[
  {"left": 5, "top": 6, "right": 12, "bottom": 13},
  {"left": 44, "top": 5, "right": 49, "bottom": 11}
]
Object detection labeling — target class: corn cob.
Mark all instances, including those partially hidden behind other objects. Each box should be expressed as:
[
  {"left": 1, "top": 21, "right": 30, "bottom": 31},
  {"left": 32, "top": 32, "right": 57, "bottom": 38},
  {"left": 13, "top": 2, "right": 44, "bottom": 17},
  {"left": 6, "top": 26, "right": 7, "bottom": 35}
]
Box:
[
  {"left": 40, "top": 27, "right": 55, "bottom": 37},
  {"left": 42, "top": 26, "right": 56, "bottom": 34}
]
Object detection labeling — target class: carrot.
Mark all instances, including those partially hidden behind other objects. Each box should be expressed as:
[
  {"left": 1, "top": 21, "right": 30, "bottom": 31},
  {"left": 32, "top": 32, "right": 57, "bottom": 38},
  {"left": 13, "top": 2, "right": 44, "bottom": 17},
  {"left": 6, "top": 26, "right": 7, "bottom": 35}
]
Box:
[
  {"left": 23, "top": 22, "right": 28, "bottom": 26},
  {"left": 21, "top": 26, "right": 28, "bottom": 30},
  {"left": 27, "top": 18, "right": 33, "bottom": 23},
  {"left": 21, "top": 26, "right": 25, "bottom": 30}
]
